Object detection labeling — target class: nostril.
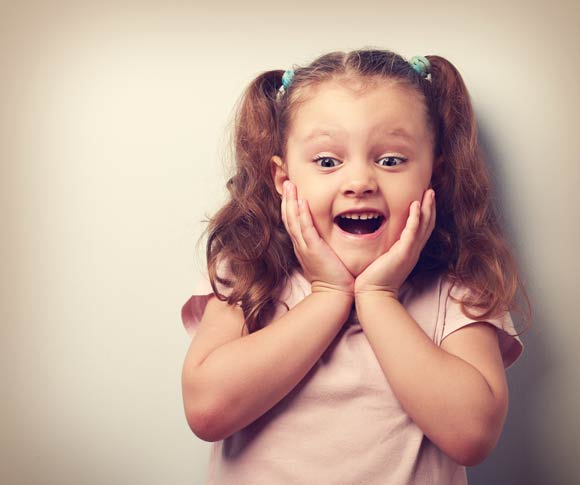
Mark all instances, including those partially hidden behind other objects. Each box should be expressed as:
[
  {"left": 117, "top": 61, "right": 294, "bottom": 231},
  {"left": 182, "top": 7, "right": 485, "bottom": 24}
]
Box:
[
  {"left": 343, "top": 178, "right": 378, "bottom": 196},
  {"left": 344, "top": 187, "right": 376, "bottom": 196}
]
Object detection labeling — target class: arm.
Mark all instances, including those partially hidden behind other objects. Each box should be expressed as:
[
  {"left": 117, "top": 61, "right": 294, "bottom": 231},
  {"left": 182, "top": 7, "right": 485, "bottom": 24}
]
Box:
[
  {"left": 183, "top": 180, "right": 355, "bottom": 442},
  {"left": 355, "top": 292, "right": 508, "bottom": 466},
  {"left": 182, "top": 290, "right": 352, "bottom": 442},
  {"left": 182, "top": 179, "right": 354, "bottom": 441},
  {"left": 354, "top": 189, "right": 508, "bottom": 466}
]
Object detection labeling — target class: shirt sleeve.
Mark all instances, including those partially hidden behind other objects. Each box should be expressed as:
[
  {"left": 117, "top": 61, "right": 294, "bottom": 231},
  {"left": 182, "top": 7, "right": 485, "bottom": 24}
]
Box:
[
  {"left": 180, "top": 272, "right": 215, "bottom": 338},
  {"left": 181, "top": 259, "right": 236, "bottom": 338},
  {"left": 439, "top": 278, "right": 524, "bottom": 369}
]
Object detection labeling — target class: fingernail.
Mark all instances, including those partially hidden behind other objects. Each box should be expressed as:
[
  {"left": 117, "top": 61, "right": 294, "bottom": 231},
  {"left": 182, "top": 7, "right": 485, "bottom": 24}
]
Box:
[{"left": 298, "top": 199, "right": 303, "bottom": 207}]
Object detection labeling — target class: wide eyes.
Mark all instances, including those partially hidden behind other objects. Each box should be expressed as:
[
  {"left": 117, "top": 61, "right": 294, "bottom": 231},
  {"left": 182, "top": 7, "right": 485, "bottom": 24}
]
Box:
[
  {"left": 376, "top": 156, "right": 407, "bottom": 167},
  {"left": 313, "top": 156, "right": 341, "bottom": 168},
  {"left": 313, "top": 155, "right": 407, "bottom": 168}
]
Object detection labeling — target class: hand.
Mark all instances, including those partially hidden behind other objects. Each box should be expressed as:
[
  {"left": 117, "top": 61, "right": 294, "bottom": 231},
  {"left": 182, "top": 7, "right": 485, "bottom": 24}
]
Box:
[
  {"left": 281, "top": 181, "right": 355, "bottom": 296},
  {"left": 354, "top": 189, "right": 436, "bottom": 299}
]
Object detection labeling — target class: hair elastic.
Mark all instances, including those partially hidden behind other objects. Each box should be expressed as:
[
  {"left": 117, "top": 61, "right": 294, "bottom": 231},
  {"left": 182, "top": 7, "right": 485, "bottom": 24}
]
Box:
[
  {"left": 277, "top": 69, "right": 295, "bottom": 99},
  {"left": 409, "top": 55, "right": 431, "bottom": 79}
]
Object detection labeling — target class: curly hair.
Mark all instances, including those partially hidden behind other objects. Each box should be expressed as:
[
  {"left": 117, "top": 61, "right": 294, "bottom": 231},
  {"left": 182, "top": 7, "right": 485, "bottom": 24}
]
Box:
[{"left": 202, "top": 48, "right": 531, "bottom": 335}]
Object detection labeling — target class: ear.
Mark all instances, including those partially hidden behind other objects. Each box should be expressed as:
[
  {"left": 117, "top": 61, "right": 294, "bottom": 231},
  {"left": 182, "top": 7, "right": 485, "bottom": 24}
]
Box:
[{"left": 270, "top": 155, "right": 288, "bottom": 195}]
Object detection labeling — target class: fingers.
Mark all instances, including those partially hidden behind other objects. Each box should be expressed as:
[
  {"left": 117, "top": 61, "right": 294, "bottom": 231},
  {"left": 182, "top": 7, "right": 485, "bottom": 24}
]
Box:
[
  {"left": 281, "top": 182, "right": 288, "bottom": 228},
  {"left": 399, "top": 189, "right": 436, "bottom": 250},
  {"left": 399, "top": 200, "right": 422, "bottom": 246},
  {"left": 282, "top": 181, "right": 306, "bottom": 247},
  {"left": 298, "top": 199, "right": 322, "bottom": 246},
  {"left": 420, "top": 189, "right": 437, "bottom": 241},
  {"left": 282, "top": 180, "right": 325, "bottom": 250}
]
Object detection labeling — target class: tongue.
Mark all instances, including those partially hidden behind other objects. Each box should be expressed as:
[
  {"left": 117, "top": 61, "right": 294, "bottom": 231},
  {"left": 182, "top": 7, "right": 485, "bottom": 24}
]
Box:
[{"left": 338, "top": 218, "right": 380, "bottom": 235}]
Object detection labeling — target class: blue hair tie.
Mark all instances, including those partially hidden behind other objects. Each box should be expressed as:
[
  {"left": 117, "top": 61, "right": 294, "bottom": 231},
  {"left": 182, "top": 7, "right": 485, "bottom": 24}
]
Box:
[
  {"left": 409, "top": 55, "right": 431, "bottom": 79},
  {"left": 277, "top": 69, "right": 295, "bottom": 98},
  {"left": 282, "top": 69, "right": 295, "bottom": 89}
]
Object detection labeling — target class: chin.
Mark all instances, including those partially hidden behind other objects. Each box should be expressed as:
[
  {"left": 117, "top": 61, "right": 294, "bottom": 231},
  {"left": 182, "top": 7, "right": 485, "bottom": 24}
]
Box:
[{"left": 343, "top": 258, "right": 374, "bottom": 277}]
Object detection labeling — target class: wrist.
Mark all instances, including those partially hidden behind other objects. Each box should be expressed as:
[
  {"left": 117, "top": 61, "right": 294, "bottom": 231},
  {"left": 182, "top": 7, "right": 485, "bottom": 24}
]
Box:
[
  {"left": 354, "top": 287, "right": 399, "bottom": 302},
  {"left": 311, "top": 281, "right": 355, "bottom": 301},
  {"left": 354, "top": 289, "right": 400, "bottom": 320},
  {"left": 309, "top": 287, "right": 354, "bottom": 323}
]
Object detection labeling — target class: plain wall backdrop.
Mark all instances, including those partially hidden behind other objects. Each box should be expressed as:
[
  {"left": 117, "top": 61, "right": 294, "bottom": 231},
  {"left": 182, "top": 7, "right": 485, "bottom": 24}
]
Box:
[{"left": 1, "top": 0, "right": 579, "bottom": 484}]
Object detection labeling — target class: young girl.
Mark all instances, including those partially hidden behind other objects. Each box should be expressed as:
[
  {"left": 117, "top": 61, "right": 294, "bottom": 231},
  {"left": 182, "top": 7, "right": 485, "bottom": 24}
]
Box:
[{"left": 180, "top": 49, "right": 530, "bottom": 484}]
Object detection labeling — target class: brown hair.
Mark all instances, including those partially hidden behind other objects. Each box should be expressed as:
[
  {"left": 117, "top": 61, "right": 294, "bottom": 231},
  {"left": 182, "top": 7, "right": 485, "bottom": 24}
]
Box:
[{"left": 203, "top": 48, "right": 531, "bottom": 335}]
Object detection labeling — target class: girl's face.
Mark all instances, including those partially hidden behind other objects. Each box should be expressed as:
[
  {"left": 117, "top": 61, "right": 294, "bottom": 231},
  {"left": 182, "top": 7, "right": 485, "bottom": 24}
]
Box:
[{"left": 272, "top": 78, "right": 435, "bottom": 276}]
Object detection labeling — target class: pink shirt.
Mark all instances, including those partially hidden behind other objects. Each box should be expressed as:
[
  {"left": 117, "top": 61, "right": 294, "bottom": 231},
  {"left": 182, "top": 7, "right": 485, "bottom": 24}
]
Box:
[{"left": 182, "top": 270, "right": 523, "bottom": 484}]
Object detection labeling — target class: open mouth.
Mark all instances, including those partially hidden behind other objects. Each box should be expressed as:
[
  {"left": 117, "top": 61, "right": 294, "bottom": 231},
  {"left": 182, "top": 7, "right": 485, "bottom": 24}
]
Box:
[{"left": 334, "top": 212, "right": 385, "bottom": 235}]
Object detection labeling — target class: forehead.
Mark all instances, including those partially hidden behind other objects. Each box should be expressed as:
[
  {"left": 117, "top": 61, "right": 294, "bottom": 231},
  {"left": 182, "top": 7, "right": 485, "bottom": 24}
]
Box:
[{"left": 287, "top": 78, "right": 431, "bottom": 146}]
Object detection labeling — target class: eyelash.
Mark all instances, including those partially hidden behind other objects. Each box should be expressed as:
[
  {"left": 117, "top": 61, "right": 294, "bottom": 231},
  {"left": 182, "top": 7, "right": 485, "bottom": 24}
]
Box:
[{"left": 313, "top": 155, "right": 407, "bottom": 168}]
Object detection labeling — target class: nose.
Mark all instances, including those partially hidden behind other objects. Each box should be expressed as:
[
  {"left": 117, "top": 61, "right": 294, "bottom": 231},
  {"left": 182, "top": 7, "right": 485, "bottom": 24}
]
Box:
[{"left": 341, "top": 162, "right": 378, "bottom": 197}]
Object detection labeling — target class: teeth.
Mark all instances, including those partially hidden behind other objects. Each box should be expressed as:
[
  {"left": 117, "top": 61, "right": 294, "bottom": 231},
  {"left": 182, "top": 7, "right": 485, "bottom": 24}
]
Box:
[{"left": 339, "top": 212, "right": 382, "bottom": 220}]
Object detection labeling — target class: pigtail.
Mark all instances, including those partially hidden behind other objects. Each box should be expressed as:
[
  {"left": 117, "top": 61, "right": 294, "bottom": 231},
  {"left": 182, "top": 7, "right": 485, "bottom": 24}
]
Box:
[
  {"left": 205, "top": 71, "right": 296, "bottom": 334},
  {"left": 424, "top": 56, "right": 531, "bottom": 327}
]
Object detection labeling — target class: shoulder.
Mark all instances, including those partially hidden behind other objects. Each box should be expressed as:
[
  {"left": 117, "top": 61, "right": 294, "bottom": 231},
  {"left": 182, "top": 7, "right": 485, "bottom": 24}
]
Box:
[
  {"left": 181, "top": 262, "right": 306, "bottom": 338},
  {"left": 438, "top": 274, "right": 524, "bottom": 369},
  {"left": 181, "top": 258, "right": 238, "bottom": 338},
  {"left": 398, "top": 271, "right": 443, "bottom": 323}
]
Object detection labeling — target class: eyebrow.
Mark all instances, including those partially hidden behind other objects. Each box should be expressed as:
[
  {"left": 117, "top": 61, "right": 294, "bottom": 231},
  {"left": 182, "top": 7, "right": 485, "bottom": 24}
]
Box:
[
  {"left": 387, "top": 128, "right": 416, "bottom": 144},
  {"left": 302, "top": 127, "right": 416, "bottom": 144},
  {"left": 302, "top": 128, "right": 340, "bottom": 141}
]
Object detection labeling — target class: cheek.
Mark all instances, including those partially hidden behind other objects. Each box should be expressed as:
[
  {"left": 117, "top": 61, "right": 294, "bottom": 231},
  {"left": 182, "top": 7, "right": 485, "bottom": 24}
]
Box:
[
  {"left": 290, "top": 183, "right": 329, "bottom": 225},
  {"left": 306, "top": 196, "right": 333, "bottom": 230},
  {"left": 287, "top": 161, "right": 336, "bottom": 231},
  {"left": 291, "top": 182, "right": 314, "bottom": 209},
  {"left": 387, "top": 191, "right": 423, "bottom": 237},
  {"left": 389, "top": 178, "right": 427, "bottom": 217},
  {"left": 390, "top": 193, "right": 416, "bottom": 221}
]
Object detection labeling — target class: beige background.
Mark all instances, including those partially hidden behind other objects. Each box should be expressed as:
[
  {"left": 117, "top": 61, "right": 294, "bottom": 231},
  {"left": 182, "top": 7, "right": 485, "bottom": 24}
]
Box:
[{"left": 1, "top": 1, "right": 579, "bottom": 484}]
